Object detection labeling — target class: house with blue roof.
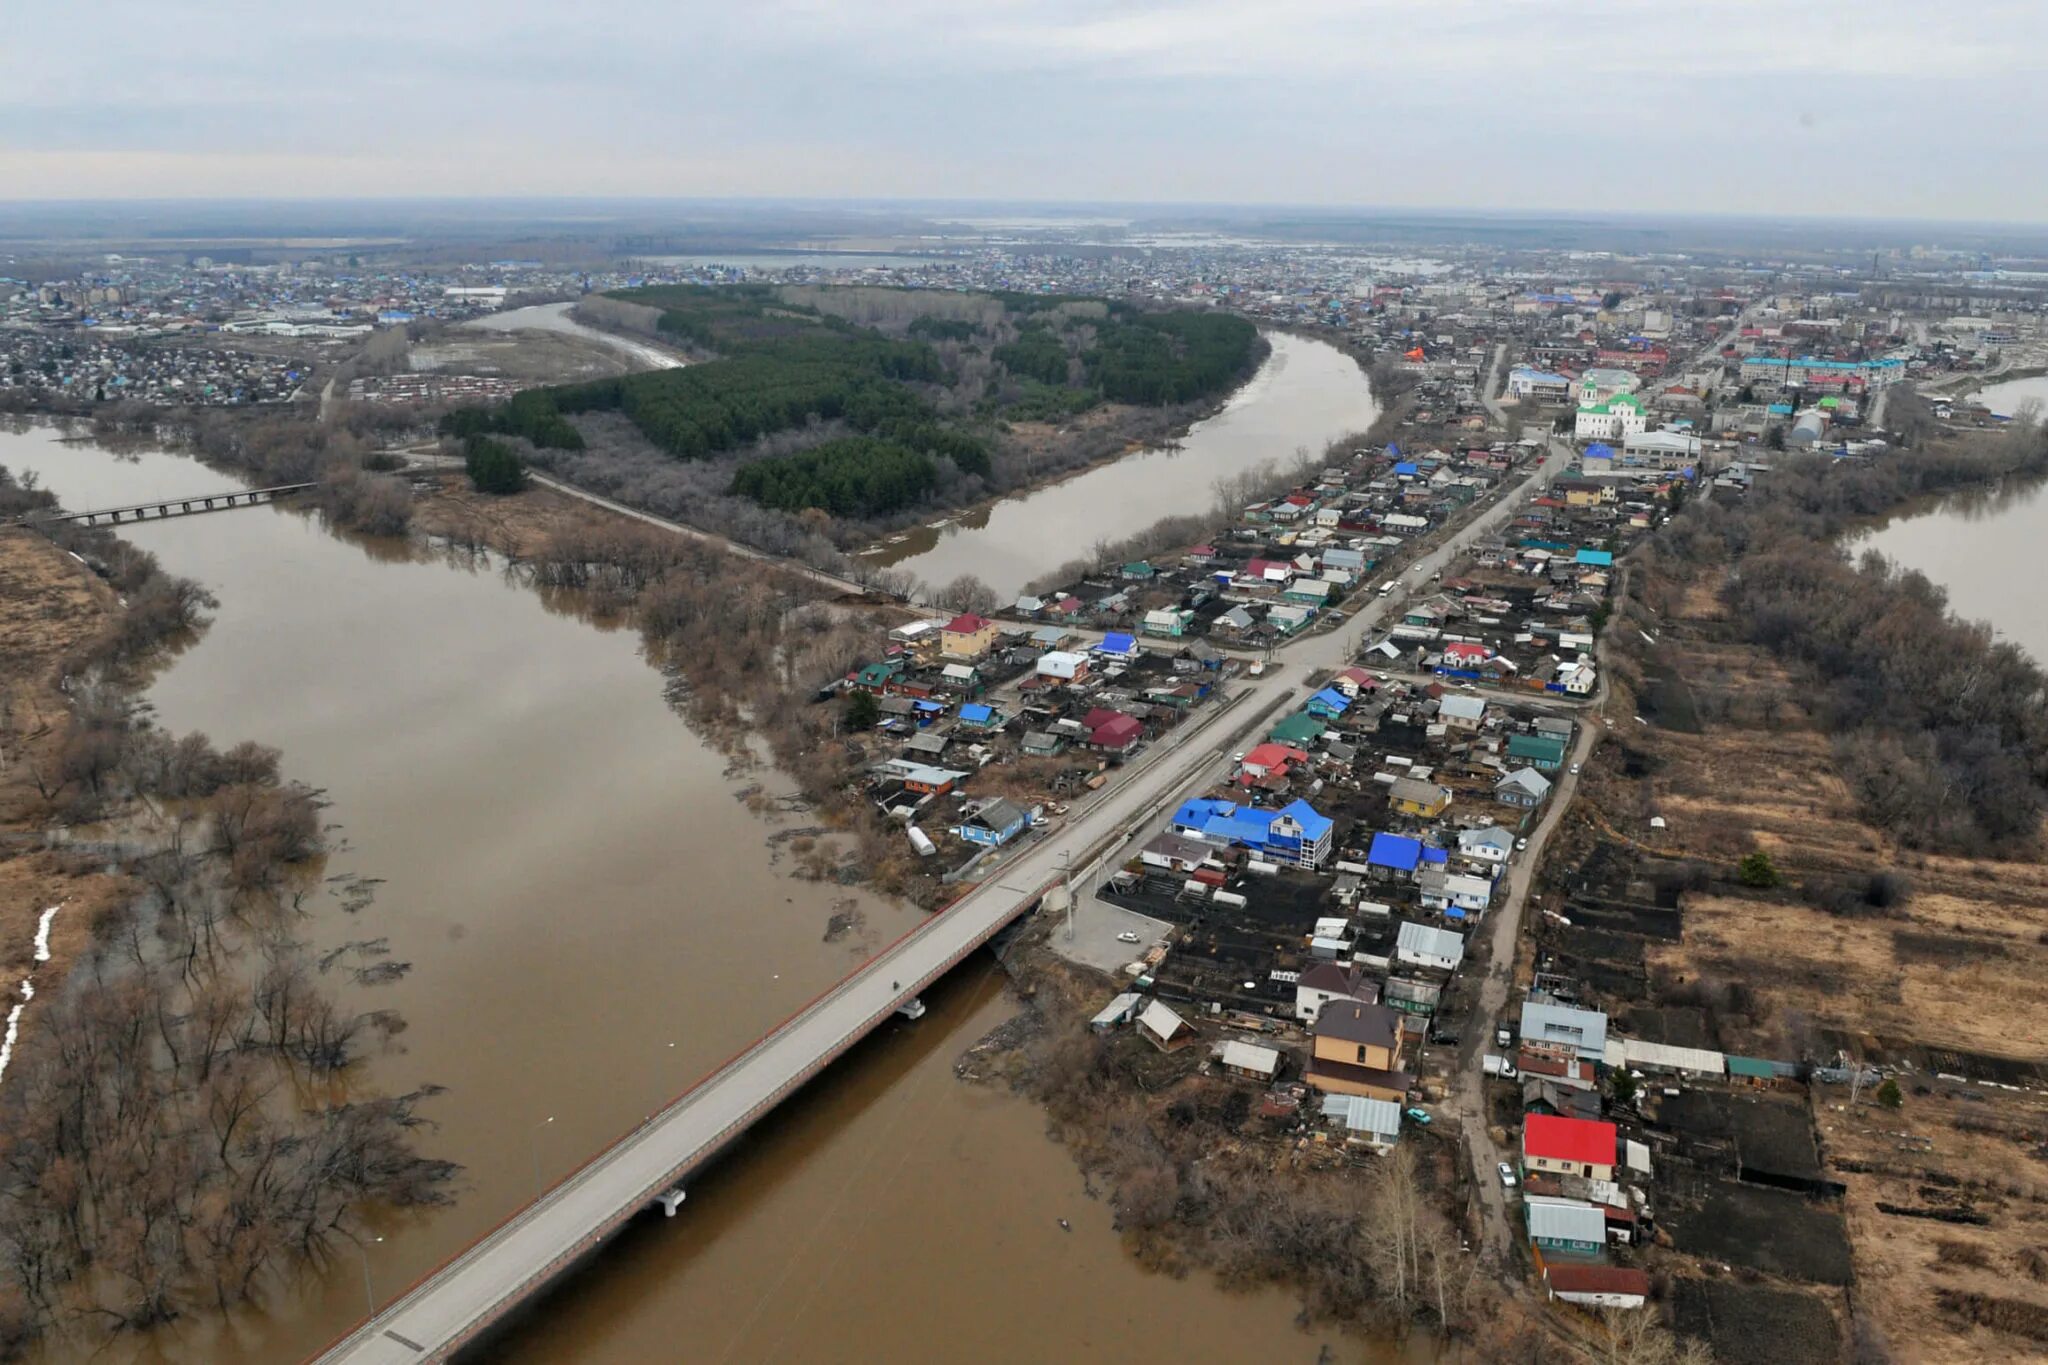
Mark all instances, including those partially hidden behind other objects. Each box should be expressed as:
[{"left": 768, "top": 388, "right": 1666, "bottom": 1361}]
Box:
[
  {"left": 1393, "top": 461, "right": 1419, "bottom": 478},
  {"left": 1368, "top": 833, "right": 1423, "bottom": 876},
  {"left": 1265, "top": 799, "right": 1335, "bottom": 867},
  {"left": 1574, "top": 548, "right": 1614, "bottom": 567},
  {"left": 1095, "top": 632, "right": 1140, "bottom": 660},
  {"left": 1305, "top": 687, "right": 1352, "bottom": 720},
  {"left": 1170, "top": 797, "right": 1335, "bottom": 868},
  {"left": 956, "top": 702, "right": 1005, "bottom": 730}
]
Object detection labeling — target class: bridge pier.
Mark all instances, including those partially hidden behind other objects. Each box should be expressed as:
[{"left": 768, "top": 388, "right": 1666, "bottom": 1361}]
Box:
[
  {"left": 655, "top": 1188, "right": 686, "bottom": 1217},
  {"left": 895, "top": 997, "right": 926, "bottom": 1021}
]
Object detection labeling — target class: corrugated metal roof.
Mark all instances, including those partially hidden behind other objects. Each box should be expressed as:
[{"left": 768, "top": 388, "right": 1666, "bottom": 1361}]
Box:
[
  {"left": 1525, "top": 1195, "right": 1606, "bottom": 1244},
  {"left": 1397, "top": 920, "right": 1466, "bottom": 964},
  {"left": 1321, "top": 1094, "right": 1401, "bottom": 1136},
  {"left": 1621, "top": 1037, "right": 1725, "bottom": 1076},
  {"left": 1219, "top": 1040, "right": 1281, "bottom": 1075},
  {"left": 1521, "top": 1000, "right": 1608, "bottom": 1056}
]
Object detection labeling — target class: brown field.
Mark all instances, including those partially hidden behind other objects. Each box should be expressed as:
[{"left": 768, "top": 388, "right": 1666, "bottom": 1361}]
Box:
[
  {"left": 0, "top": 528, "right": 136, "bottom": 1016},
  {"left": 1589, "top": 559, "right": 2048, "bottom": 1362}
]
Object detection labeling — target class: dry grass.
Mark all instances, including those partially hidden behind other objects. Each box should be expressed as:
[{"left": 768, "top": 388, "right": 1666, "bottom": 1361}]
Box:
[
  {"left": 0, "top": 529, "right": 138, "bottom": 1021},
  {"left": 1601, "top": 557, "right": 2048, "bottom": 1363},
  {"left": 1821, "top": 1085, "right": 2048, "bottom": 1363}
]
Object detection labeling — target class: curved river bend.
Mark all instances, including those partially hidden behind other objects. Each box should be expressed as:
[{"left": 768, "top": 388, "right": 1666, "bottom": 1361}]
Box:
[{"left": 2, "top": 417, "right": 1412, "bottom": 1364}]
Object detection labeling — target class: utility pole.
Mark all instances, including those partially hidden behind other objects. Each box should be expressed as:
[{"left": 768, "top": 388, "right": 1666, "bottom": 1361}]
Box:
[
  {"left": 531, "top": 1115, "right": 554, "bottom": 1192},
  {"left": 1059, "top": 850, "right": 1075, "bottom": 940},
  {"left": 354, "top": 1235, "right": 383, "bottom": 1316}
]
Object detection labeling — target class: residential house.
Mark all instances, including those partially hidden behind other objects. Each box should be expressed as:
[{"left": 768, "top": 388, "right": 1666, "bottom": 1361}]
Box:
[
  {"left": 1544, "top": 1265, "right": 1649, "bottom": 1311},
  {"left": 1140, "top": 832, "right": 1218, "bottom": 875},
  {"left": 1094, "top": 631, "right": 1141, "bottom": 660},
  {"left": 1295, "top": 961, "right": 1375, "bottom": 1023},
  {"left": 1266, "top": 603, "right": 1314, "bottom": 635},
  {"left": 952, "top": 798, "right": 1029, "bottom": 848},
  {"left": 1321, "top": 1094, "right": 1402, "bottom": 1152},
  {"left": 1086, "top": 710, "right": 1143, "bottom": 756},
  {"left": 1237, "top": 742, "right": 1311, "bottom": 787},
  {"left": 1331, "top": 666, "right": 1379, "bottom": 698},
  {"left": 1138, "top": 1000, "right": 1195, "bottom": 1052},
  {"left": 956, "top": 701, "right": 1004, "bottom": 730},
  {"left": 1305, "top": 1000, "right": 1411, "bottom": 1103},
  {"left": 1524, "top": 1196, "right": 1608, "bottom": 1257},
  {"left": 1419, "top": 872, "right": 1493, "bottom": 917},
  {"left": 1496, "top": 768, "right": 1553, "bottom": 807},
  {"left": 1389, "top": 777, "right": 1453, "bottom": 819},
  {"left": 1305, "top": 687, "right": 1352, "bottom": 720},
  {"left": 1036, "top": 650, "right": 1090, "bottom": 684},
  {"left": 1458, "top": 827, "right": 1517, "bottom": 864},
  {"left": 1020, "top": 730, "right": 1067, "bottom": 758},
  {"left": 1218, "top": 1039, "right": 1282, "bottom": 1082},
  {"left": 1439, "top": 693, "right": 1487, "bottom": 731},
  {"left": 1508, "top": 732, "right": 1569, "bottom": 771},
  {"left": 1142, "top": 607, "right": 1192, "bottom": 638},
  {"left": 875, "top": 761, "right": 968, "bottom": 795},
  {"left": 941, "top": 613, "right": 999, "bottom": 660},
  {"left": 1283, "top": 577, "right": 1333, "bottom": 608},
  {"left": 1395, "top": 920, "right": 1466, "bottom": 973},
  {"left": 1522, "top": 1077, "right": 1605, "bottom": 1121},
  {"left": 1523, "top": 1114, "right": 1617, "bottom": 1182},
  {"left": 1574, "top": 393, "right": 1649, "bottom": 441},
  {"left": 1268, "top": 712, "right": 1328, "bottom": 746},
  {"left": 1367, "top": 832, "right": 1424, "bottom": 878},
  {"left": 1521, "top": 1000, "right": 1609, "bottom": 1065},
  {"left": 1266, "top": 799, "right": 1336, "bottom": 868}
]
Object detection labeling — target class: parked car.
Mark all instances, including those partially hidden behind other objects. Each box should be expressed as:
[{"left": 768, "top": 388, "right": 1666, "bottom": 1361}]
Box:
[
  {"left": 1568, "top": 762, "right": 1582, "bottom": 774},
  {"left": 1497, "top": 1162, "right": 1518, "bottom": 1189},
  {"left": 1516, "top": 837, "right": 1529, "bottom": 851},
  {"left": 1405, "top": 1107, "right": 1433, "bottom": 1126},
  {"left": 1115, "top": 931, "right": 1140, "bottom": 944}
]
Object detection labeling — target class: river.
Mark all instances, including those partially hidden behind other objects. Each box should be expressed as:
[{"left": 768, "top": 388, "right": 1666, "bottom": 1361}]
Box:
[
  {"left": 1969, "top": 373, "right": 2048, "bottom": 420},
  {"left": 862, "top": 333, "right": 1381, "bottom": 597},
  {"left": 2, "top": 424, "right": 1412, "bottom": 1365},
  {"left": 1862, "top": 465, "right": 2048, "bottom": 663}
]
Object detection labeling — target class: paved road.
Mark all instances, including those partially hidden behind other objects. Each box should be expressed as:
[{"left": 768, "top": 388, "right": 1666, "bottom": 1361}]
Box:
[{"left": 1443, "top": 711, "right": 1604, "bottom": 1270}]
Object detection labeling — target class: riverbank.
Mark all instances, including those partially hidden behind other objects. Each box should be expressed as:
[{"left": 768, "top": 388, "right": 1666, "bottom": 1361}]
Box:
[{"left": 0, "top": 469, "right": 456, "bottom": 1358}]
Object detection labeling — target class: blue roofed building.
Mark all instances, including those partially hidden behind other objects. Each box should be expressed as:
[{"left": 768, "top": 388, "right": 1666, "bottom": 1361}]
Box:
[
  {"left": 1574, "top": 548, "right": 1614, "bottom": 567},
  {"left": 1095, "top": 632, "right": 1141, "bottom": 659},
  {"left": 1170, "top": 797, "right": 1334, "bottom": 868},
  {"left": 1368, "top": 832, "right": 1423, "bottom": 876},
  {"left": 1305, "top": 687, "right": 1352, "bottom": 719}
]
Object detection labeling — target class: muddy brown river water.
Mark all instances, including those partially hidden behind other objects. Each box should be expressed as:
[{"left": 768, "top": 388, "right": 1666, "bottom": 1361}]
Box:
[{"left": 3, "top": 425, "right": 1419, "bottom": 1364}]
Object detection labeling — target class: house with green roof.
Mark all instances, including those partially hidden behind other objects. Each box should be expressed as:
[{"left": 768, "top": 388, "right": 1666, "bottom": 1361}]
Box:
[
  {"left": 1269, "top": 713, "right": 1328, "bottom": 746},
  {"left": 1508, "top": 731, "right": 1568, "bottom": 771},
  {"left": 1575, "top": 392, "right": 1648, "bottom": 442}
]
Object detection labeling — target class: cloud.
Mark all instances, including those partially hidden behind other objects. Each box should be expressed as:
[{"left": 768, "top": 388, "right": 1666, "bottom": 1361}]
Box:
[{"left": 2, "top": 1, "right": 2046, "bottom": 218}]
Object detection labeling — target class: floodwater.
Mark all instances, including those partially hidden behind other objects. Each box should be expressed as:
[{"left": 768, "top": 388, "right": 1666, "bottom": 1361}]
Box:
[
  {"left": 1862, "top": 468, "right": 2048, "bottom": 663},
  {"left": 1970, "top": 373, "right": 2048, "bottom": 419},
  {"left": 1, "top": 424, "right": 1413, "bottom": 1365},
  {"left": 466, "top": 301, "right": 684, "bottom": 370},
  {"left": 864, "top": 332, "right": 1381, "bottom": 597}
]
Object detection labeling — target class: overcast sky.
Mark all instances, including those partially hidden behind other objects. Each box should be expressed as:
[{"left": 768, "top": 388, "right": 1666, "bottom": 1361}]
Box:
[{"left": 5, "top": 0, "right": 2046, "bottom": 221}]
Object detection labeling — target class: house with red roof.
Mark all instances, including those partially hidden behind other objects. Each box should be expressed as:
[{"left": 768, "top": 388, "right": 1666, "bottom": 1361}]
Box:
[
  {"left": 1523, "top": 1114, "right": 1617, "bottom": 1181},
  {"left": 1084, "top": 709, "right": 1143, "bottom": 755},
  {"left": 1236, "top": 743, "right": 1309, "bottom": 788},
  {"left": 941, "top": 613, "right": 999, "bottom": 660},
  {"left": 1543, "top": 1264, "right": 1648, "bottom": 1310}
]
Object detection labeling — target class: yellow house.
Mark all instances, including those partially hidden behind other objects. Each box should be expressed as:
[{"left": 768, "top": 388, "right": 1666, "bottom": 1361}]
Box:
[
  {"left": 941, "top": 613, "right": 999, "bottom": 660},
  {"left": 1388, "top": 777, "right": 1452, "bottom": 819},
  {"left": 1305, "top": 1000, "right": 1411, "bottom": 1103}
]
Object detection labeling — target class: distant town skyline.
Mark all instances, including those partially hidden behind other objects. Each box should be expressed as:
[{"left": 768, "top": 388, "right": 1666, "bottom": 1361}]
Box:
[{"left": 7, "top": 1, "right": 2048, "bottom": 223}]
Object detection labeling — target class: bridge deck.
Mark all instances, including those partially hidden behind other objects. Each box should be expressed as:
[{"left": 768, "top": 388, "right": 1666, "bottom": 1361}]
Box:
[
  {"left": 7, "top": 482, "right": 316, "bottom": 526},
  {"left": 313, "top": 679, "right": 1271, "bottom": 1365}
]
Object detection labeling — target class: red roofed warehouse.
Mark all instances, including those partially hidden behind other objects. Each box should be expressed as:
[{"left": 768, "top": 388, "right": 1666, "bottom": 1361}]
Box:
[{"left": 1523, "top": 1114, "right": 1617, "bottom": 1181}]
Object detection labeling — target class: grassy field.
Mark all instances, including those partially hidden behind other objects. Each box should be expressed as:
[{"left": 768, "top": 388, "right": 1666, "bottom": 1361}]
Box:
[{"left": 1581, "top": 557, "right": 2048, "bottom": 1362}]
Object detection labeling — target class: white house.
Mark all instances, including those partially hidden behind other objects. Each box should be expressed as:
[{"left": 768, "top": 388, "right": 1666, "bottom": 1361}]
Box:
[
  {"left": 1575, "top": 393, "right": 1648, "bottom": 441},
  {"left": 1439, "top": 694, "right": 1487, "bottom": 731},
  {"left": 1458, "top": 827, "right": 1517, "bottom": 864},
  {"left": 1036, "top": 650, "right": 1090, "bottom": 682},
  {"left": 1420, "top": 872, "right": 1494, "bottom": 915},
  {"left": 1294, "top": 961, "right": 1372, "bottom": 1023},
  {"left": 1396, "top": 920, "right": 1467, "bottom": 972}
]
